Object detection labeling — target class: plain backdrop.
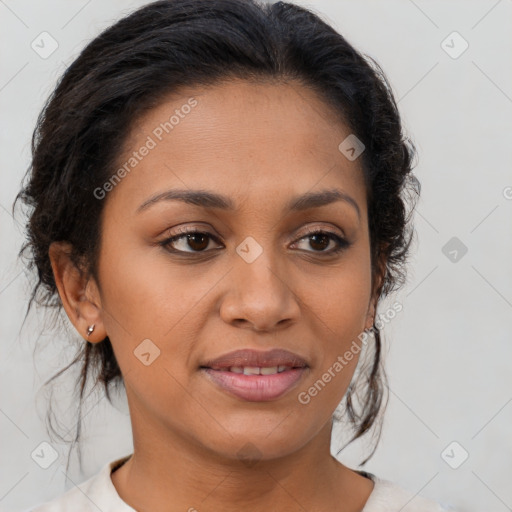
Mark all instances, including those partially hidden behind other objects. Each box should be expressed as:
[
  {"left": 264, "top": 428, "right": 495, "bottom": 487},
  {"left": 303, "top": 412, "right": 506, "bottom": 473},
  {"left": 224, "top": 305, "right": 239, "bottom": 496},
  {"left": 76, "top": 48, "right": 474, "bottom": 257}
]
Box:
[{"left": 1, "top": 1, "right": 511, "bottom": 511}]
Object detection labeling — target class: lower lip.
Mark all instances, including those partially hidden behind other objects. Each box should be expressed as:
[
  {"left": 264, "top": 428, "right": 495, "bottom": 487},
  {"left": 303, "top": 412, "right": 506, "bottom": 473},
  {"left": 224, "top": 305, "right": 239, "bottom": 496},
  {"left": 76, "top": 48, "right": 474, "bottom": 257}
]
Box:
[{"left": 202, "top": 368, "right": 307, "bottom": 402}]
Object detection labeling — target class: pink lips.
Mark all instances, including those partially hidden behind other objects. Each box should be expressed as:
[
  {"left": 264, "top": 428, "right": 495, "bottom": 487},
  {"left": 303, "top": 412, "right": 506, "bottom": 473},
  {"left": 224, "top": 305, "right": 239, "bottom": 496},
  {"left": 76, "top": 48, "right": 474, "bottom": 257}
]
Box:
[{"left": 200, "top": 349, "right": 309, "bottom": 402}]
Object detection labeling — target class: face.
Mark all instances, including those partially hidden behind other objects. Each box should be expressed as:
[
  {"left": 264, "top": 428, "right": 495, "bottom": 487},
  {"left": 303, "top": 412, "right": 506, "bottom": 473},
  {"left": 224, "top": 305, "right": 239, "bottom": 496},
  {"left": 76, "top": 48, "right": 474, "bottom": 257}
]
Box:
[{"left": 78, "top": 79, "right": 380, "bottom": 462}]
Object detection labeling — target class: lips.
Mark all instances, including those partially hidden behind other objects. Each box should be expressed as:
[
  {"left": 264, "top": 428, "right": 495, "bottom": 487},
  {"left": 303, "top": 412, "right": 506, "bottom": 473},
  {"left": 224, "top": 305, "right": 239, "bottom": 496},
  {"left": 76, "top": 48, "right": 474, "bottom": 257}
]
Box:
[
  {"left": 200, "top": 349, "right": 309, "bottom": 402},
  {"left": 200, "top": 348, "right": 308, "bottom": 371}
]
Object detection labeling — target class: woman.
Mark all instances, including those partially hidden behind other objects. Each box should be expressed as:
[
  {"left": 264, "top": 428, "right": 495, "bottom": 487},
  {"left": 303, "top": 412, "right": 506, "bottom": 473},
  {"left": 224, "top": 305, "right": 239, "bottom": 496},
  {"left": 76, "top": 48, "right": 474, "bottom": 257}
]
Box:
[{"left": 17, "top": 0, "right": 453, "bottom": 509}]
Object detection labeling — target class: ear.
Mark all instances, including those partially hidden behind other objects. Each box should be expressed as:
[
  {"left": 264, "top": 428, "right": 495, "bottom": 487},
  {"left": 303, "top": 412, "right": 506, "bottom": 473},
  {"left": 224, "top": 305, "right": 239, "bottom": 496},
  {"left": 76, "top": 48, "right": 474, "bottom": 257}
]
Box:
[
  {"left": 48, "top": 241, "right": 105, "bottom": 343},
  {"left": 364, "top": 253, "right": 387, "bottom": 331}
]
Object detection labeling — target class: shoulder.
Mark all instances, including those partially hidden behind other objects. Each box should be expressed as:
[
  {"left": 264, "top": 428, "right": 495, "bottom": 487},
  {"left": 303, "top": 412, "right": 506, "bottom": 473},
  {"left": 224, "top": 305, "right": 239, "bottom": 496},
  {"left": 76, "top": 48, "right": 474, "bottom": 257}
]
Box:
[
  {"left": 23, "top": 455, "right": 134, "bottom": 512},
  {"left": 362, "top": 474, "right": 458, "bottom": 512}
]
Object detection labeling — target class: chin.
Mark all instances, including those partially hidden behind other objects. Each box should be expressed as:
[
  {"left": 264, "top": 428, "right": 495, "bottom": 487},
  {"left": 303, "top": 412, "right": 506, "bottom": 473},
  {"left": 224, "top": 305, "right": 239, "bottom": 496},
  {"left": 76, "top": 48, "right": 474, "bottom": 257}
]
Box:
[{"left": 197, "top": 423, "right": 316, "bottom": 465}]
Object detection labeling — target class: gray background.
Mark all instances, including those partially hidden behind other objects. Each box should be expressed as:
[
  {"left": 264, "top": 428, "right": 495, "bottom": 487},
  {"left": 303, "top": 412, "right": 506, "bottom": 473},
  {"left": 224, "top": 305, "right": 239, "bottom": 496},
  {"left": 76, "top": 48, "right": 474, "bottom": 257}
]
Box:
[{"left": 1, "top": 1, "right": 511, "bottom": 511}]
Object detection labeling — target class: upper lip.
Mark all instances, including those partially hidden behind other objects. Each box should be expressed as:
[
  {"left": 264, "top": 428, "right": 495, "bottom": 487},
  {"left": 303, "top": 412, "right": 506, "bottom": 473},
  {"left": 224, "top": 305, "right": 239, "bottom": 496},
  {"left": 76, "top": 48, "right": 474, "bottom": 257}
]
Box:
[{"left": 200, "top": 349, "right": 309, "bottom": 370}]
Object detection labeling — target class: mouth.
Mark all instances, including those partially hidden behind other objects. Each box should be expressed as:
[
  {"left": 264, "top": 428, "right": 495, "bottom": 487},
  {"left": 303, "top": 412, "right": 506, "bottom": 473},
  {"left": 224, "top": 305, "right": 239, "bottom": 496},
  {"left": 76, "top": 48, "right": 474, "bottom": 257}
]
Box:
[
  {"left": 199, "top": 349, "right": 309, "bottom": 402},
  {"left": 214, "top": 365, "right": 298, "bottom": 375}
]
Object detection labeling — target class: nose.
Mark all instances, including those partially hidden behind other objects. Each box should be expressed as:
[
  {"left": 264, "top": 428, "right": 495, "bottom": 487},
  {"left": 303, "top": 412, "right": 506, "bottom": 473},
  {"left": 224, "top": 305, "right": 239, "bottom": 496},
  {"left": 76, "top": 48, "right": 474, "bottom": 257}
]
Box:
[{"left": 219, "top": 248, "right": 301, "bottom": 333}]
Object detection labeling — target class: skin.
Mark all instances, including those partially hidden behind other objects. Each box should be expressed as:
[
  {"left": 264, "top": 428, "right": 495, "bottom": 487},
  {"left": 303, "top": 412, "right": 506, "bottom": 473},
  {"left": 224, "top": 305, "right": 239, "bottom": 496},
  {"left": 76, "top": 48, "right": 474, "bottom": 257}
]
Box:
[{"left": 49, "top": 79, "right": 385, "bottom": 512}]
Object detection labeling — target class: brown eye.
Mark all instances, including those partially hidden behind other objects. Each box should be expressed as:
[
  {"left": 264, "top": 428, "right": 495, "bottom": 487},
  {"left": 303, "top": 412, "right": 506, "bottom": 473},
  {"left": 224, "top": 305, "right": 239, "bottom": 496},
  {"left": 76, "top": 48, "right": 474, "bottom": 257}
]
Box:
[
  {"left": 308, "top": 233, "right": 331, "bottom": 251},
  {"left": 293, "top": 230, "right": 350, "bottom": 255},
  {"left": 160, "top": 230, "right": 222, "bottom": 254},
  {"left": 182, "top": 233, "right": 210, "bottom": 251}
]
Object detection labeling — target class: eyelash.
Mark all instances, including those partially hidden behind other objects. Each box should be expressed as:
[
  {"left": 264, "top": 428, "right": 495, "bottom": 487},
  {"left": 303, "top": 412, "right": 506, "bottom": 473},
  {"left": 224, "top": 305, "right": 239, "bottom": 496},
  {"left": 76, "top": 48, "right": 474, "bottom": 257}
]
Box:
[{"left": 158, "top": 226, "right": 351, "bottom": 256}]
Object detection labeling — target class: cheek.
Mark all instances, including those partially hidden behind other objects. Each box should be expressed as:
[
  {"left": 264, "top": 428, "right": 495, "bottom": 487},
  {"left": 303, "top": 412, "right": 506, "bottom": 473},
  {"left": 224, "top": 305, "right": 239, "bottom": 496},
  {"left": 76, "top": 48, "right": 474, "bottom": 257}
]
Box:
[
  {"left": 300, "top": 242, "right": 373, "bottom": 395},
  {"left": 97, "top": 236, "right": 222, "bottom": 375},
  {"left": 304, "top": 244, "right": 373, "bottom": 337},
  {"left": 98, "top": 237, "right": 191, "bottom": 331}
]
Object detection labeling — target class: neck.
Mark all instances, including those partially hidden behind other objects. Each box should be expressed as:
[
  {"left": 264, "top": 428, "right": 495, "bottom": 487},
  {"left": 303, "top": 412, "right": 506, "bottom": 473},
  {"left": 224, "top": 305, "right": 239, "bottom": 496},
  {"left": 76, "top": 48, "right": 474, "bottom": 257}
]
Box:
[{"left": 111, "top": 415, "right": 373, "bottom": 512}]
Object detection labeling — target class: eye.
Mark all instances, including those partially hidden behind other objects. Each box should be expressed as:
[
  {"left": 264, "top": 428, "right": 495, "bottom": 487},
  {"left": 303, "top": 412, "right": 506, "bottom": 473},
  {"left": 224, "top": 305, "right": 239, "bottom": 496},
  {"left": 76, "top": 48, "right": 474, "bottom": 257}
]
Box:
[
  {"left": 159, "top": 227, "right": 350, "bottom": 256},
  {"left": 159, "top": 228, "right": 223, "bottom": 254},
  {"left": 292, "top": 229, "right": 350, "bottom": 255}
]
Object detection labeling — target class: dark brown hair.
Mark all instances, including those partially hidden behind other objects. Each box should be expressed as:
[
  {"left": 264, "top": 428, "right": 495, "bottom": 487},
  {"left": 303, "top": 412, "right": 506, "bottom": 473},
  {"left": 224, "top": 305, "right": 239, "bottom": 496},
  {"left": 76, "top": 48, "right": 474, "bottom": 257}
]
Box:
[{"left": 14, "top": 0, "right": 419, "bottom": 470}]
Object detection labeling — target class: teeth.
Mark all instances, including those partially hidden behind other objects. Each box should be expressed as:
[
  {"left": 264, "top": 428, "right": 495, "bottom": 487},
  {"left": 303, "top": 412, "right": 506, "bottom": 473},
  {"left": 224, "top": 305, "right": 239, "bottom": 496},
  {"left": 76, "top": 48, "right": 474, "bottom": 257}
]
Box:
[
  {"left": 227, "top": 366, "right": 290, "bottom": 375},
  {"left": 243, "top": 367, "right": 260, "bottom": 375}
]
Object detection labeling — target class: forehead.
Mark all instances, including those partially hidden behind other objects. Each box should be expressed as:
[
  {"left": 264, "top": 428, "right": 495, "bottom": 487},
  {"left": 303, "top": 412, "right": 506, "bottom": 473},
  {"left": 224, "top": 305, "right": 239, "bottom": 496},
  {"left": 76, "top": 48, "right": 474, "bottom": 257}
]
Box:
[{"left": 105, "top": 79, "right": 367, "bottom": 215}]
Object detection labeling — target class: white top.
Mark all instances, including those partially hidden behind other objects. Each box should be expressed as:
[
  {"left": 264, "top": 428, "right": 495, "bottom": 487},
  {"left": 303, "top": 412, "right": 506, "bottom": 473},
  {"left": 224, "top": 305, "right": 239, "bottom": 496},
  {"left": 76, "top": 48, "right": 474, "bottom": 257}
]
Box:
[{"left": 25, "top": 454, "right": 454, "bottom": 512}]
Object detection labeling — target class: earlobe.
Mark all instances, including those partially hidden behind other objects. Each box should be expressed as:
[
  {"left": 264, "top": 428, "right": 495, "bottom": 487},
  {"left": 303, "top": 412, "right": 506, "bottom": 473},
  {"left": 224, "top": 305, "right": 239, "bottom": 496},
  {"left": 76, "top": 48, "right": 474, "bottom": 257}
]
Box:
[{"left": 48, "top": 241, "right": 106, "bottom": 343}]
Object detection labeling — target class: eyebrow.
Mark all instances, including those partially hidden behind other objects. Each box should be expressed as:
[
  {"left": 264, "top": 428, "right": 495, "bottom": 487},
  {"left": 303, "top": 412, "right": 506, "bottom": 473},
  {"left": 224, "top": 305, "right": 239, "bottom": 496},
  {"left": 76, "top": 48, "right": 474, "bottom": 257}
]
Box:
[{"left": 136, "top": 188, "right": 360, "bottom": 218}]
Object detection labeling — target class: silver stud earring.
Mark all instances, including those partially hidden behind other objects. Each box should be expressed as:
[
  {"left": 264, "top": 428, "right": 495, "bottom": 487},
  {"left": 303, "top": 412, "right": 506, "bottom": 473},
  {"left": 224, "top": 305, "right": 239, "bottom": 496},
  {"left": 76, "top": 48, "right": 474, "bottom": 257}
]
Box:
[{"left": 86, "top": 325, "right": 95, "bottom": 337}]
